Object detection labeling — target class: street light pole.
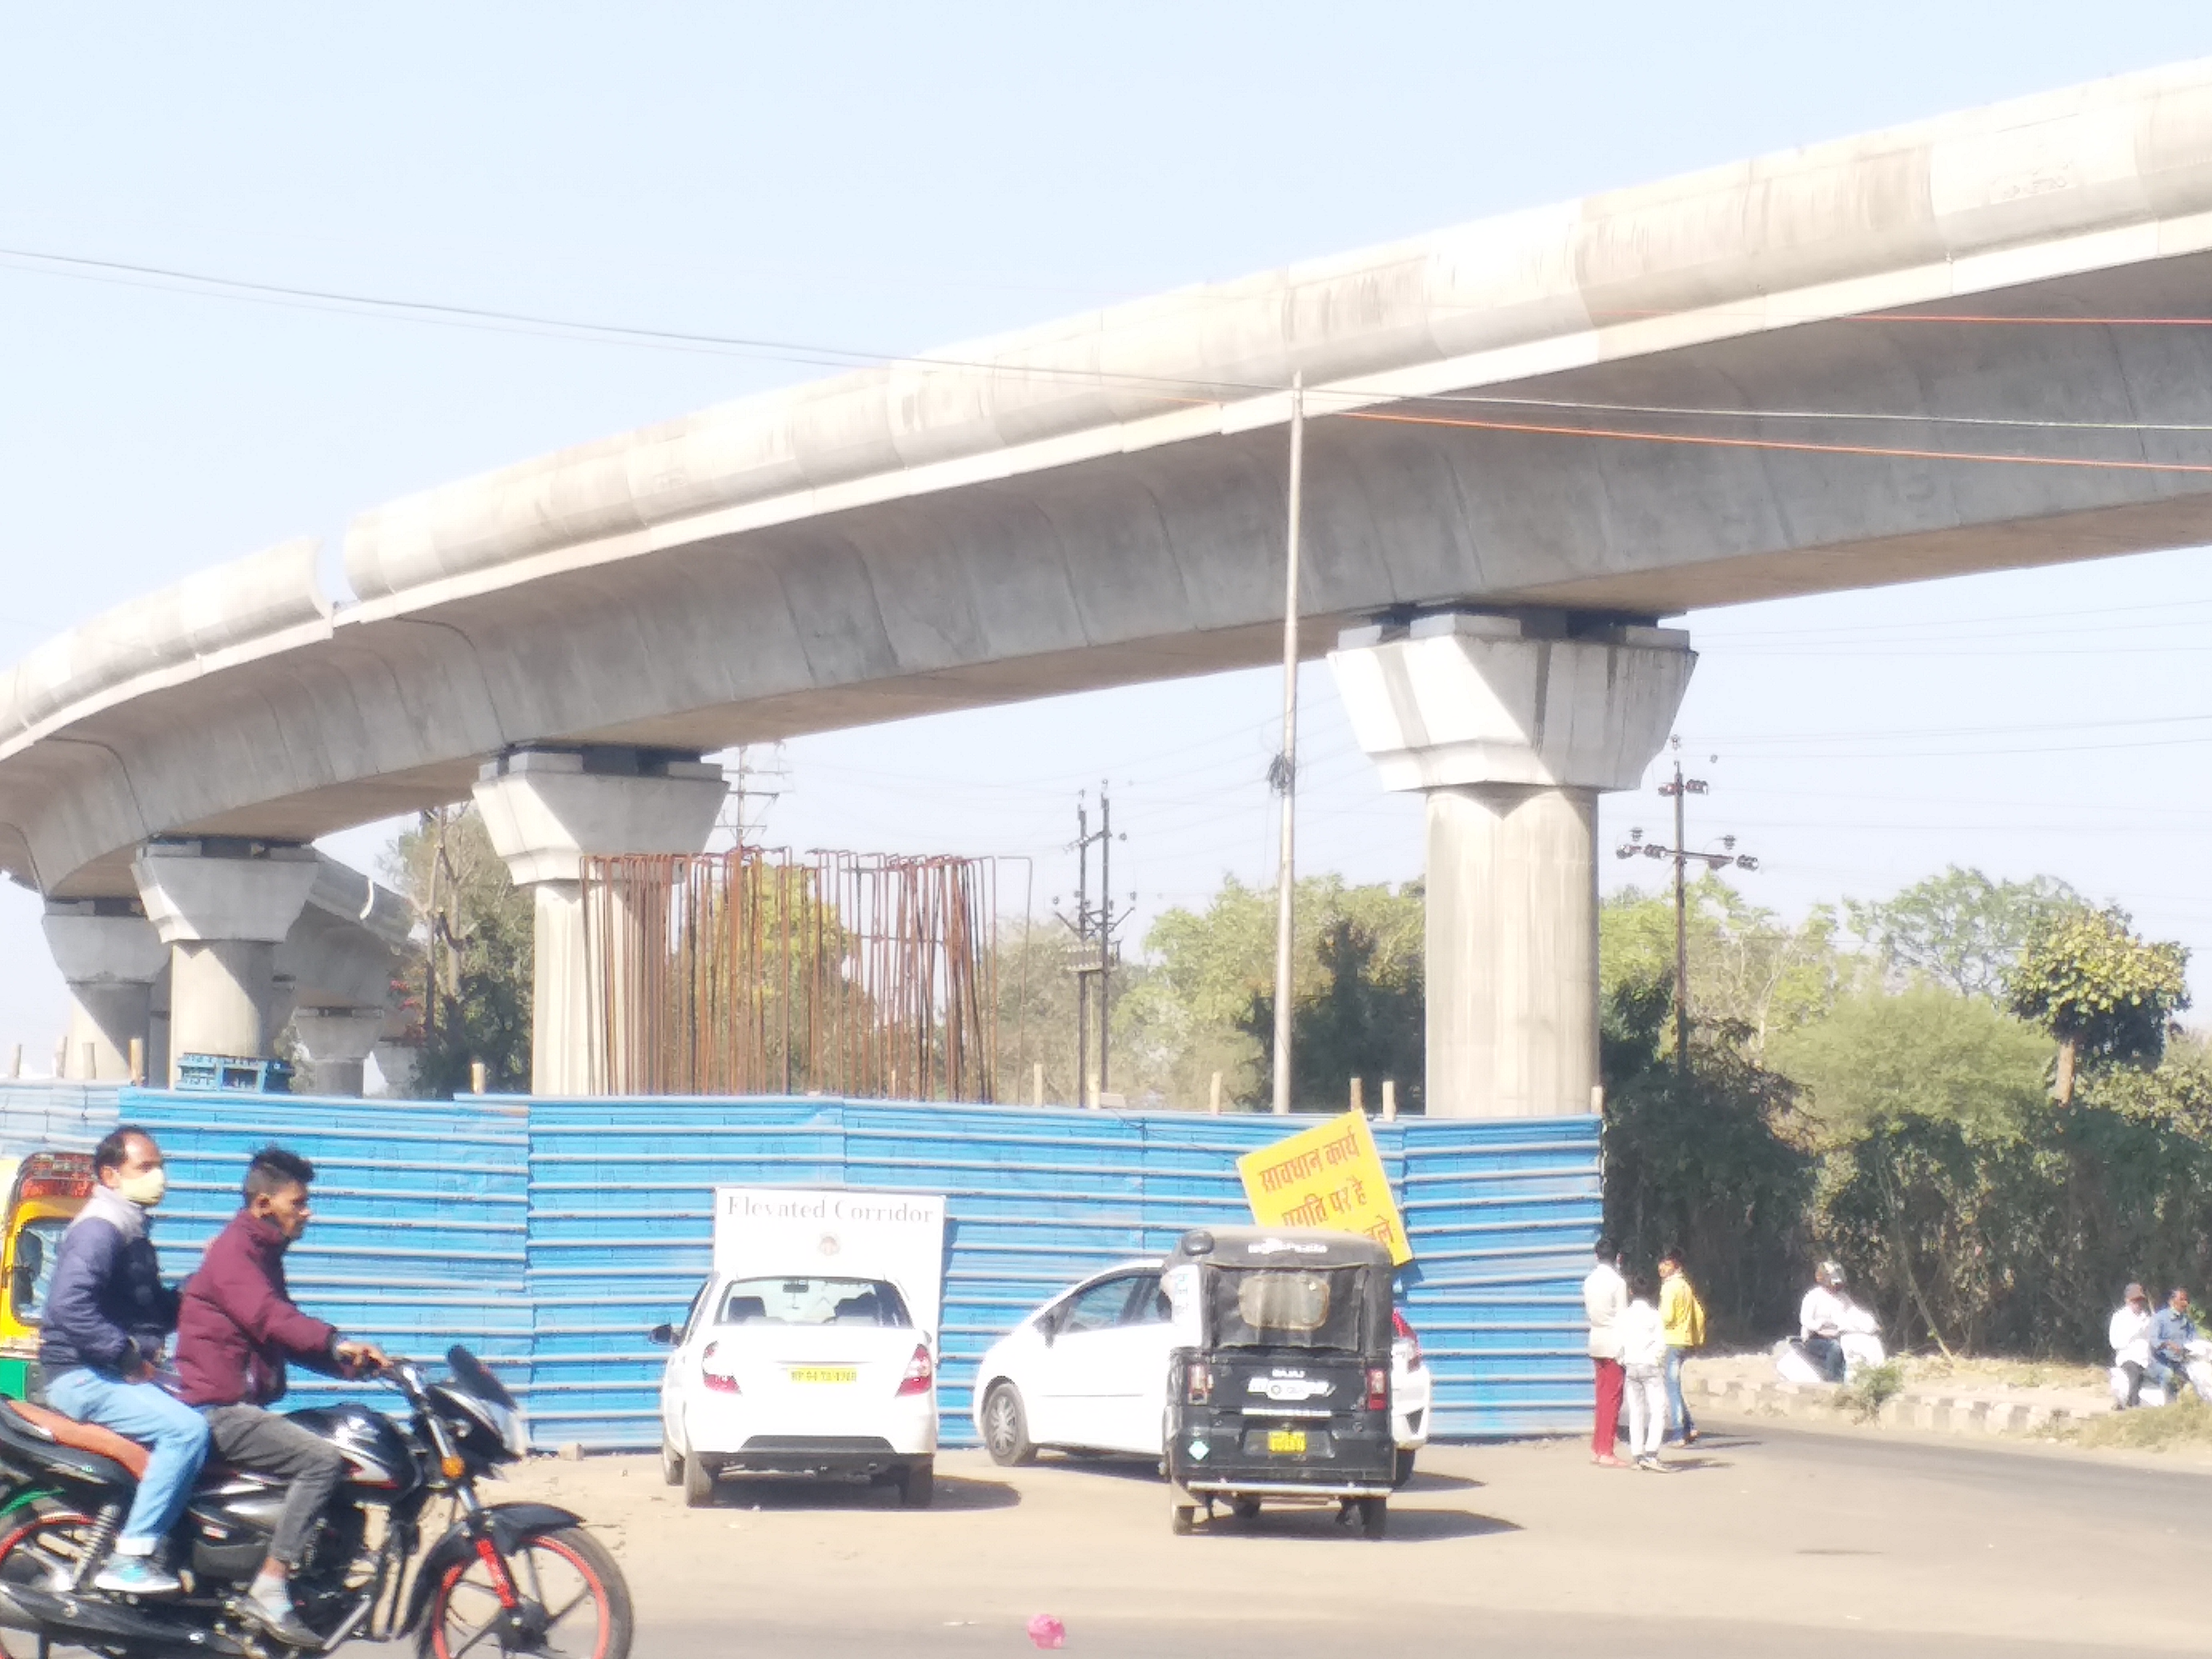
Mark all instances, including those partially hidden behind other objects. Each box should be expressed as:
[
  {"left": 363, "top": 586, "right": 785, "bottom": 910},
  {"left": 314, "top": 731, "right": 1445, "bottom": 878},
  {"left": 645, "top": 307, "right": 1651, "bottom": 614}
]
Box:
[{"left": 1269, "top": 373, "right": 1306, "bottom": 1116}]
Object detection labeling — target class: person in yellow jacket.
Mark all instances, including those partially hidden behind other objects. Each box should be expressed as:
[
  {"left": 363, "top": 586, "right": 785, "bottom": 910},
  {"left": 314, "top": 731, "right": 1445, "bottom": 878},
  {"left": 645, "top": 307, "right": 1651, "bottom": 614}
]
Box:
[{"left": 1658, "top": 1248, "right": 1706, "bottom": 1446}]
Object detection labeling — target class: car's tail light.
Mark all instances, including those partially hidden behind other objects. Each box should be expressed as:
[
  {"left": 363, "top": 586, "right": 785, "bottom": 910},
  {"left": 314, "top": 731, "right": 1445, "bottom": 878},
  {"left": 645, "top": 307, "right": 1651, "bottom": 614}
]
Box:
[
  {"left": 1392, "top": 1309, "right": 1423, "bottom": 1372},
  {"left": 897, "top": 1344, "right": 934, "bottom": 1397},
  {"left": 1365, "top": 1366, "right": 1389, "bottom": 1412},
  {"left": 700, "top": 1342, "right": 739, "bottom": 1395},
  {"left": 1185, "top": 1360, "right": 1213, "bottom": 1405}
]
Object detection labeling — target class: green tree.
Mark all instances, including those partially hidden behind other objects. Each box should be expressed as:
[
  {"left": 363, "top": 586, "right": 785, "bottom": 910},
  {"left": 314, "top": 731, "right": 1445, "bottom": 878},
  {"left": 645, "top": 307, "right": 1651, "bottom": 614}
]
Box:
[
  {"left": 1773, "top": 988, "right": 2051, "bottom": 1355},
  {"left": 1601, "top": 875, "right": 1845, "bottom": 1056},
  {"left": 2004, "top": 905, "right": 2190, "bottom": 1104},
  {"left": 1845, "top": 866, "right": 2080, "bottom": 1001},
  {"left": 1115, "top": 875, "right": 1422, "bottom": 1110},
  {"left": 1241, "top": 914, "right": 1424, "bottom": 1114},
  {"left": 1767, "top": 986, "right": 2051, "bottom": 1140},
  {"left": 1598, "top": 973, "right": 1816, "bottom": 1342},
  {"left": 384, "top": 806, "right": 533, "bottom": 1097}
]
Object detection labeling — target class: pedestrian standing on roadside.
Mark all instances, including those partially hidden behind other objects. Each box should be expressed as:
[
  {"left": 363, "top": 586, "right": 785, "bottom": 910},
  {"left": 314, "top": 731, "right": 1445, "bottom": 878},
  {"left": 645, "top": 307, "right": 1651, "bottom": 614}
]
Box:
[
  {"left": 1619, "top": 1272, "right": 1670, "bottom": 1470},
  {"left": 1584, "top": 1237, "right": 1627, "bottom": 1467},
  {"left": 1659, "top": 1249, "right": 1706, "bottom": 1445}
]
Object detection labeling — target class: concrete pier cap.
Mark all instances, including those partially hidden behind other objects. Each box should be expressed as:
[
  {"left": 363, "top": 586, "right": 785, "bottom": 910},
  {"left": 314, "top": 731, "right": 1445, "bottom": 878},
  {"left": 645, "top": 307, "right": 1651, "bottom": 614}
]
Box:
[
  {"left": 132, "top": 837, "right": 320, "bottom": 1080},
  {"left": 292, "top": 1006, "right": 388, "bottom": 1097},
  {"left": 474, "top": 745, "right": 727, "bottom": 1095},
  {"left": 1328, "top": 611, "right": 1694, "bottom": 1119},
  {"left": 42, "top": 898, "right": 166, "bottom": 1082}
]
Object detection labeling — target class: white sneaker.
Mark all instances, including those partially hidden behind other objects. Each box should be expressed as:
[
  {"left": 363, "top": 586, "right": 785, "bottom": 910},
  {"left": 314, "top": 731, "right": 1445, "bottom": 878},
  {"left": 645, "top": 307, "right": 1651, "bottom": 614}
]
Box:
[{"left": 92, "top": 1555, "right": 182, "bottom": 1596}]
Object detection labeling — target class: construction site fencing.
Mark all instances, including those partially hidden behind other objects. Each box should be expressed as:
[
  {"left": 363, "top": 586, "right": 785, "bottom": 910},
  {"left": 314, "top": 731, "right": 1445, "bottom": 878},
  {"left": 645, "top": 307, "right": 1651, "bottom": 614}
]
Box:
[
  {"left": 583, "top": 851, "right": 999, "bottom": 1101},
  {"left": 47, "top": 1089, "right": 1598, "bottom": 1450}
]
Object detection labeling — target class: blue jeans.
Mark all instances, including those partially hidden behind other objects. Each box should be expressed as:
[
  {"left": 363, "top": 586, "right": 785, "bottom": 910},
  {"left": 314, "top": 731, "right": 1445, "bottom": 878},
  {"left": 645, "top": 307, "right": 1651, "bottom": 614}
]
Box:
[
  {"left": 1663, "top": 1346, "right": 1696, "bottom": 1440},
  {"left": 45, "top": 1368, "right": 209, "bottom": 1551}
]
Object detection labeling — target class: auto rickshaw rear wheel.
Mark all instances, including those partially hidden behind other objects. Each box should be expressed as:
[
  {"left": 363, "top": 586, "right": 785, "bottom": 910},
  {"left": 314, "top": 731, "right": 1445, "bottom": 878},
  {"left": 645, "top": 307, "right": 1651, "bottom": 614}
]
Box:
[
  {"left": 661, "top": 1438, "right": 683, "bottom": 1487},
  {"left": 1169, "top": 1502, "right": 1196, "bottom": 1535},
  {"left": 1230, "top": 1497, "right": 1262, "bottom": 1521},
  {"left": 1356, "top": 1496, "right": 1387, "bottom": 1538}
]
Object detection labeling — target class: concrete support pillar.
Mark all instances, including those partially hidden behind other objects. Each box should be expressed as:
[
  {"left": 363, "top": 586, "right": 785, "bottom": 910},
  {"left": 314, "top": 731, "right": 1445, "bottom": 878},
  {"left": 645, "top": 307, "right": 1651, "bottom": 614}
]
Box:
[
  {"left": 42, "top": 901, "right": 167, "bottom": 1082},
  {"left": 292, "top": 1007, "right": 387, "bottom": 1096},
  {"left": 1330, "top": 612, "right": 1694, "bottom": 1118},
  {"left": 472, "top": 746, "right": 726, "bottom": 1096},
  {"left": 132, "top": 839, "right": 320, "bottom": 1081}
]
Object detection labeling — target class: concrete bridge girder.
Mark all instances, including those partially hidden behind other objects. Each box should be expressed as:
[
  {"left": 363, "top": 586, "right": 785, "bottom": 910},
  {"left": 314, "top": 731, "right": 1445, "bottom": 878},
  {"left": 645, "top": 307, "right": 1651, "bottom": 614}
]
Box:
[{"left": 12, "top": 63, "right": 2212, "bottom": 1107}]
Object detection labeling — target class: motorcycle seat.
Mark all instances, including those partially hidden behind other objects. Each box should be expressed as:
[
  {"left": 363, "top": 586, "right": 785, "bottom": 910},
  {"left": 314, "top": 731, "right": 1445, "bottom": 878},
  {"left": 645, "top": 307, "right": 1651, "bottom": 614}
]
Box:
[{"left": 2, "top": 1399, "right": 149, "bottom": 1480}]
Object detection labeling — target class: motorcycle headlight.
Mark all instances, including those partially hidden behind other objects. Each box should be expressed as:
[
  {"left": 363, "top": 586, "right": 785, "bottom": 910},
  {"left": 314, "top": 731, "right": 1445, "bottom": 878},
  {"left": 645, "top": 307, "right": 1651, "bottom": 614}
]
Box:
[{"left": 482, "top": 1396, "right": 530, "bottom": 1459}]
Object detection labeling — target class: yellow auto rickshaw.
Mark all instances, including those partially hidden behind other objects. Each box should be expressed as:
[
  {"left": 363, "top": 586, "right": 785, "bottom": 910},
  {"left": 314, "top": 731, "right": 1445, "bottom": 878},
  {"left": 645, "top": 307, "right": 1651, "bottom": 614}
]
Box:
[{"left": 0, "top": 1151, "right": 93, "bottom": 1400}]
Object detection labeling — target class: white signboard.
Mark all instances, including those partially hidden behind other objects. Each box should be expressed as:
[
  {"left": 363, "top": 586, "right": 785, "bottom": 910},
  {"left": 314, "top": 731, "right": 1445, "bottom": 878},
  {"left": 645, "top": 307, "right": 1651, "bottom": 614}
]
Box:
[{"left": 712, "top": 1186, "right": 948, "bottom": 1342}]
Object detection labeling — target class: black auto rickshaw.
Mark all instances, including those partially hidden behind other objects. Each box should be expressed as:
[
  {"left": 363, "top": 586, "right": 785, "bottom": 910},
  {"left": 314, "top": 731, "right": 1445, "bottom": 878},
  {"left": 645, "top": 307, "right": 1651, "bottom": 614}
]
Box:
[{"left": 1160, "top": 1226, "right": 1396, "bottom": 1537}]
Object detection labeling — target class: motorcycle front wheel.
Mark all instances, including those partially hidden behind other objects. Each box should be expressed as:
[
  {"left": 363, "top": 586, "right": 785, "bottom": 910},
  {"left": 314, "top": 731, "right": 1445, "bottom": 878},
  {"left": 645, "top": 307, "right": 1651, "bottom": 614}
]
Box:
[{"left": 419, "top": 1524, "right": 633, "bottom": 1659}]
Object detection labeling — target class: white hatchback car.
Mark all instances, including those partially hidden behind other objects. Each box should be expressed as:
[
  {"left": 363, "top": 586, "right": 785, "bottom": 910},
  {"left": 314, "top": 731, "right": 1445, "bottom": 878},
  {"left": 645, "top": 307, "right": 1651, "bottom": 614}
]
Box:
[
  {"left": 654, "top": 1271, "right": 938, "bottom": 1508},
  {"left": 970, "top": 1258, "right": 1433, "bottom": 1484}
]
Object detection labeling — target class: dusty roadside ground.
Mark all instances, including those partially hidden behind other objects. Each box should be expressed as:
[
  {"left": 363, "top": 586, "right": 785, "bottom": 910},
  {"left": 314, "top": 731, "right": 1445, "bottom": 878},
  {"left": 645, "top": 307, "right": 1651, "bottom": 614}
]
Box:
[{"left": 457, "top": 1430, "right": 2212, "bottom": 1657}]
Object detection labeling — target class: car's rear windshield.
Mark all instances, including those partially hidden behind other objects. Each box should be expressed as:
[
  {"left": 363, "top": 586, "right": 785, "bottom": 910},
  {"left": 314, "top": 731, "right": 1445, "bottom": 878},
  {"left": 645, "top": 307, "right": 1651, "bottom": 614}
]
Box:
[
  {"left": 716, "top": 1276, "right": 913, "bottom": 1328},
  {"left": 1208, "top": 1267, "right": 1369, "bottom": 1350}
]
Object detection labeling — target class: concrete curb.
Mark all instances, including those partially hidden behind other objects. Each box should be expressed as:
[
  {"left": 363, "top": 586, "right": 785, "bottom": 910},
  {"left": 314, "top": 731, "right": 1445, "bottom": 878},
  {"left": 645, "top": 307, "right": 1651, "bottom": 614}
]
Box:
[{"left": 1691, "top": 1372, "right": 2093, "bottom": 1439}]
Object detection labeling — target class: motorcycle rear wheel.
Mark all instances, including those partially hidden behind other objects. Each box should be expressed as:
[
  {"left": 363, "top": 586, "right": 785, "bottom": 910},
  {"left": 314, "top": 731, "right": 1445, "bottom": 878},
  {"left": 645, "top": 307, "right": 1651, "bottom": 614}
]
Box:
[{"left": 419, "top": 1524, "right": 632, "bottom": 1659}]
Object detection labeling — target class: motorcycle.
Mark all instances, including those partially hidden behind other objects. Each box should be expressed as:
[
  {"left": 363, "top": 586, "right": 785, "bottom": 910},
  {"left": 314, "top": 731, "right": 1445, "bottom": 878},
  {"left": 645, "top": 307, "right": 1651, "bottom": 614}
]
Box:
[{"left": 0, "top": 1346, "right": 631, "bottom": 1658}]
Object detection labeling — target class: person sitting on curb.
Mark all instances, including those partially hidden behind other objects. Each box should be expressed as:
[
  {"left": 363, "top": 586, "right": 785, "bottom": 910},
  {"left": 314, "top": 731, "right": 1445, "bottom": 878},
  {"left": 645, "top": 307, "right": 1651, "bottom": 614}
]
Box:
[
  {"left": 2150, "top": 1287, "right": 2210, "bottom": 1403},
  {"left": 1799, "top": 1261, "right": 1857, "bottom": 1384},
  {"left": 2110, "top": 1283, "right": 2155, "bottom": 1407}
]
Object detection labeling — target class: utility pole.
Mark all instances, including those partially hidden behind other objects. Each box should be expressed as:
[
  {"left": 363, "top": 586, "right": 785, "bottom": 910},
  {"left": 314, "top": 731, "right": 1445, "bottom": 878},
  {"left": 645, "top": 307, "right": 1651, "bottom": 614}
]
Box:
[
  {"left": 1073, "top": 795, "right": 1089, "bottom": 1103},
  {"left": 1059, "top": 788, "right": 1127, "bottom": 1106},
  {"left": 1098, "top": 784, "right": 1113, "bottom": 1092},
  {"left": 1269, "top": 373, "right": 1306, "bottom": 1116},
  {"left": 1616, "top": 737, "right": 1758, "bottom": 1082}
]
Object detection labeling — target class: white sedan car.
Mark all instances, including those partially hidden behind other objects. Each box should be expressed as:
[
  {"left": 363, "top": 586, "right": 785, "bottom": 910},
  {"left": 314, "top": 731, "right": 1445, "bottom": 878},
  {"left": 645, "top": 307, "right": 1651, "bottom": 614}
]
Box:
[
  {"left": 654, "top": 1271, "right": 938, "bottom": 1507},
  {"left": 970, "top": 1257, "right": 1433, "bottom": 1484}
]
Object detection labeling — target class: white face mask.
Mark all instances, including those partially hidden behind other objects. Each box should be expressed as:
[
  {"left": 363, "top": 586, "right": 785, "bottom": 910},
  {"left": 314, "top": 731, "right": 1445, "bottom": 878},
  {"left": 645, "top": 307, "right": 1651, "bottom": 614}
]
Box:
[{"left": 114, "top": 1167, "right": 167, "bottom": 1210}]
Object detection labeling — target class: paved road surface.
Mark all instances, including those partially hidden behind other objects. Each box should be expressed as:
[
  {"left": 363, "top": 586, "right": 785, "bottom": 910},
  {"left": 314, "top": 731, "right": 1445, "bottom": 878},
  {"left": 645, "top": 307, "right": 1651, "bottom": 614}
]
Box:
[{"left": 401, "top": 1422, "right": 2212, "bottom": 1656}]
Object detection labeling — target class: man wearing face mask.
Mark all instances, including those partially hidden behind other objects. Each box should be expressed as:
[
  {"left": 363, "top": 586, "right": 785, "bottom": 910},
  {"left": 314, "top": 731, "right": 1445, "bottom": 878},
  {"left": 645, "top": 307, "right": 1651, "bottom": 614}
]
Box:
[
  {"left": 175, "top": 1145, "right": 386, "bottom": 1648},
  {"left": 39, "top": 1125, "right": 207, "bottom": 1596}
]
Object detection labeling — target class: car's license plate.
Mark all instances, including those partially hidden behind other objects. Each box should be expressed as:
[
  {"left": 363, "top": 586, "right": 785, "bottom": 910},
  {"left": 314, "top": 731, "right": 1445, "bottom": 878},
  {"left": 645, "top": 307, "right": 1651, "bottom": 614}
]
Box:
[
  {"left": 789, "top": 1367, "right": 857, "bottom": 1384},
  {"left": 1266, "top": 1430, "right": 1308, "bottom": 1455}
]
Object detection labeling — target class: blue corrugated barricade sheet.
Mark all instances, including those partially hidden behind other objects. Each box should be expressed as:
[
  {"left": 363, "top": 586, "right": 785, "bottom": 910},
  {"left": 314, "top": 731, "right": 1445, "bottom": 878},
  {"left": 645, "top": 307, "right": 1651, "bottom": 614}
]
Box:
[
  {"left": 97, "top": 1092, "right": 1596, "bottom": 1450},
  {"left": 123, "top": 1092, "right": 532, "bottom": 1408},
  {"left": 0, "top": 1081, "right": 120, "bottom": 1154},
  {"left": 524, "top": 1097, "right": 1598, "bottom": 1449}
]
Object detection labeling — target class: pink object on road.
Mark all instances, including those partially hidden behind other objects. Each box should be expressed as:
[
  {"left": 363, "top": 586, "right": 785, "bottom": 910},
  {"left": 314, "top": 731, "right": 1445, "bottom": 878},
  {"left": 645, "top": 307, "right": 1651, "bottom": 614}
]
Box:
[{"left": 1028, "top": 1613, "right": 1066, "bottom": 1649}]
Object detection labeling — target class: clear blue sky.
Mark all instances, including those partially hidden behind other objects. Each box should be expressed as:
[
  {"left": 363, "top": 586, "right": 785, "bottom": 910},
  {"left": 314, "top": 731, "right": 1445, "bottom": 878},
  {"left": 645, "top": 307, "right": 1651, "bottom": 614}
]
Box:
[{"left": 5, "top": 4, "right": 2212, "bottom": 1060}]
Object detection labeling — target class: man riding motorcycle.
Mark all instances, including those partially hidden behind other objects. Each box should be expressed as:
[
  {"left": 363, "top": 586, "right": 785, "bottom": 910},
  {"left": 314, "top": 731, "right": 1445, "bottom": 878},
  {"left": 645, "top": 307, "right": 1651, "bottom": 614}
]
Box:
[
  {"left": 37, "top": 1124, "right": 207, "bottom": 1596},
  {"left": 174, "top": 1145, "right": 386, "bottom": 1649}
]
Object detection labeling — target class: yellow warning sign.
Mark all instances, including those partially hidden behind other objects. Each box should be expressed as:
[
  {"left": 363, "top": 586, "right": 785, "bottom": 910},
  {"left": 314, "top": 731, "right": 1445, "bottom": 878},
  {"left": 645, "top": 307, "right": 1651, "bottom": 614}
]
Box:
[{"left": 1235, "top": 1110, "right": 1411, "bottom": 1265}]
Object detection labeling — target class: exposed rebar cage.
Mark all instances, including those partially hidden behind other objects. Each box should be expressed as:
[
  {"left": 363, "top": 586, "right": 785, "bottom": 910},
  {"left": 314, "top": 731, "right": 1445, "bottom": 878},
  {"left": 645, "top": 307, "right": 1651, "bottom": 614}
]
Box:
[{"left": 581, "top": 850, "right": 998, "bottom": 1100}]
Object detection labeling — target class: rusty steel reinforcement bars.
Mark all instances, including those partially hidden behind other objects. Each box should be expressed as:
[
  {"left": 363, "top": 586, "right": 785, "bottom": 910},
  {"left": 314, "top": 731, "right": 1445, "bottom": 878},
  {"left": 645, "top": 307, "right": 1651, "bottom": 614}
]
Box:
[{"left": 581, "top": 850, "right": 999, "bottom": 1101}]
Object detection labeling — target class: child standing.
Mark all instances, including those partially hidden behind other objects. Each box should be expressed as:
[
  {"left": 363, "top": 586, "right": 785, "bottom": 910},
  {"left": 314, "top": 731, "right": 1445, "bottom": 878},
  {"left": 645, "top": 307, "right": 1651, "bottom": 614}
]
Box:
[
  {"left": 1659, "top": 1249, "right": 1706, "bottom": 1446},
  {"left": 1618, "top": 1272, "right": 1669, "bottom": 1471}
]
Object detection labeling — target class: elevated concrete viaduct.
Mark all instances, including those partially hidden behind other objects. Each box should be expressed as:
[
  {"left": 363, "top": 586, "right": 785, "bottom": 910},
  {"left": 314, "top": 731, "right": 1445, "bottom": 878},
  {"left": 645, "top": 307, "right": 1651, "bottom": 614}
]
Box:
[{"left": 10, "top": 61, "right": 2212, "bottom": 1109}]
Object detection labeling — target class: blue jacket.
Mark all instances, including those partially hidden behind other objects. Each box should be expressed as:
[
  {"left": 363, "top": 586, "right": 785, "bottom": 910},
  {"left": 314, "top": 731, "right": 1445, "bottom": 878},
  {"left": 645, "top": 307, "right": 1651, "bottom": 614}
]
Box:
[{"left": 38, "top": 1195, "right": 179, "bottom": 1377}]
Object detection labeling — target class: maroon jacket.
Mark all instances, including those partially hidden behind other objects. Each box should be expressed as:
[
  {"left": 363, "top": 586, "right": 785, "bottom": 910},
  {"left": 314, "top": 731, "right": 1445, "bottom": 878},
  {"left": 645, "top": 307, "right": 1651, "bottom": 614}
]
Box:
[{"left": 174, "top": 1212, "right": 343, "bottom": 1408}]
